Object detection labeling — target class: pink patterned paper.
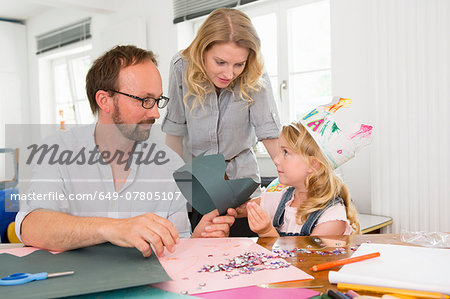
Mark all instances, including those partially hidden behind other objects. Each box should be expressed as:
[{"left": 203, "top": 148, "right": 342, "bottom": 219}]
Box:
[
  {"left": 152, "top": 238, "right": 313, "bottom": 295},
  {"left": 0, "top": 247, "right": 61, "bottom": 257}
]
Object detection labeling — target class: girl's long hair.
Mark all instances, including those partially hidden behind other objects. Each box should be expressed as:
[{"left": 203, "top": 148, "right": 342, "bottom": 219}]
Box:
[
  {"left": 181, "top": 8, "right": 264, "bottom": 111},
  {"left": 282, "top": 123, "right": 360, "bottom": 234}
]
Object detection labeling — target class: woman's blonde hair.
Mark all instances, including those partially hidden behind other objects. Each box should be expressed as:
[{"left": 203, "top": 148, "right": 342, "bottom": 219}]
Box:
[
  {"left": 282, "top": 122, "right": 360, "bottom": 234},
  {"left": 181, "top": 8, "right": 264, "bottom": 111}
]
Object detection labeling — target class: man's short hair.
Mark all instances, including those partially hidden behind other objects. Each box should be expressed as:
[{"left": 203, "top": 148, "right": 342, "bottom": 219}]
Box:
[{"left": 85, "top": 45, "right": 158, "bottom": 115}]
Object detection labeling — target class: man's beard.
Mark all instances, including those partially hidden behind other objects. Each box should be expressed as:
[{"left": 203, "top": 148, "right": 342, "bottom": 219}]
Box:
[{"left": 112, "top": 99, "right": 154, "bottom": 142}]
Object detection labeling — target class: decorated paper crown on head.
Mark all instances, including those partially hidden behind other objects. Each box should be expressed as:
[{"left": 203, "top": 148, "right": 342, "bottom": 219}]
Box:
[{"left": 298, "top": 97, "right": 373, "bottom": 169}]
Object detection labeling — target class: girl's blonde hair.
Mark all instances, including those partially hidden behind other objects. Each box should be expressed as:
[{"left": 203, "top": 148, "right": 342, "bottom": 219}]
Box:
[
  {"left": 181, "top": 8, "right": 264, "bottom": 111},
  {"left": 282, "top": 122, "right": 360, "bottom": 234}
]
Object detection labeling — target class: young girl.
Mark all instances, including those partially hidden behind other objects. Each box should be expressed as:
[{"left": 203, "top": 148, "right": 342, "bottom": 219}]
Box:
[{"left": 247, "top": 99, "right": 373, "bottom": 237}]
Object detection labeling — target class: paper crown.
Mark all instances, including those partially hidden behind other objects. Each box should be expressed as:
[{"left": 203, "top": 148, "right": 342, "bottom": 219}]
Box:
[{"left": 298, "top": 97, "right": 373, "bottom": 169}]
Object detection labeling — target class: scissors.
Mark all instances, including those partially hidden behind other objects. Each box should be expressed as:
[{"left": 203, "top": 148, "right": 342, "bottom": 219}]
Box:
[{"left": 0, "top": 271, "right": 74, "bottom": 286}]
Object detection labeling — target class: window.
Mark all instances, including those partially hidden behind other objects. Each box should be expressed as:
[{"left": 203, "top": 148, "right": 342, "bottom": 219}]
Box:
[
  {"left": 38, "top": 42, "right": 93, "bottom": 125},
  {"left": 53, "top": 52, "right": 93, "bottom": 125},
  {"left": 287, "top": 1, "right": 331, "bottom": 120},
  {"left": 244, "top": 0, "right": 332, "bottom": 123},
  {"left": 252, "top": 13, "right": 279, "bottom": 105}
]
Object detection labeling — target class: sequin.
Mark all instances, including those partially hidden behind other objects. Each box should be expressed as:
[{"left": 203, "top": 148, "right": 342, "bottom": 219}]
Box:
[{"left": 198, "top": 251, "right": 290, "bottom": 278}]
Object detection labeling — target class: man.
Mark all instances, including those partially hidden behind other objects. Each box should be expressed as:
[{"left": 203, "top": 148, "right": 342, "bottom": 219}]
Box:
[{"left": 16, "top": 45, "right": 236, "bottom": 257}]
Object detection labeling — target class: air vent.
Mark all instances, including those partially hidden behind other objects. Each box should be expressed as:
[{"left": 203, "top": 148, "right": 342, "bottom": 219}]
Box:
[
  {"left": 36, "top": 18, "right": 91, "bottom": 54},
  {"left": 172, "top": 0, "right": 257, "bottom": 24}
]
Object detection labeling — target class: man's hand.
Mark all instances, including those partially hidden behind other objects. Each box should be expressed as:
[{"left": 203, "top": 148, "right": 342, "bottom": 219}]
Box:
[
  {"left": 191, "top": 208, "right": 236, "bottom": 238},
  {"left": 247, "top": 201, "right": 278, "bottom": 237},
  {"left": 100, "top": 213, "right": 180, "bottom": 257}
]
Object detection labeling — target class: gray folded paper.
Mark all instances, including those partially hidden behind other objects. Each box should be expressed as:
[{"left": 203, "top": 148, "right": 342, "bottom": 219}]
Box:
[
  {"left": 173, "top": 153, "right": 259, "bottom": 215},
  {"left": 0, "top": 243, "right": 171, "bottom": 299}
]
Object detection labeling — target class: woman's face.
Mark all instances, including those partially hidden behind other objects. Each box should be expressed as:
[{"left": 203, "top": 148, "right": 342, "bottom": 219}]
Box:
[{"left": 203, "top": 42, "right": 250, "bottom": 89}]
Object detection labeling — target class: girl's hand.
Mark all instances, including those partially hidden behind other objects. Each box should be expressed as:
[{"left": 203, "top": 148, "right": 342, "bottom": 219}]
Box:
[
  {"left": 247, "top": 201, "right": 278, "bottom": 237},
  {"left": 235, "top": 197, "right": 261, "bottom": 218},
  {"left": 235, "top": 201, "right": 248, "bottom": 218}
]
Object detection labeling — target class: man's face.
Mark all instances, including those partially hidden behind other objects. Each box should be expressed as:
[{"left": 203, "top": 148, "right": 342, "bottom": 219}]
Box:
[{"left": 112, "top": 60, "right": 162, "bottom": 141}]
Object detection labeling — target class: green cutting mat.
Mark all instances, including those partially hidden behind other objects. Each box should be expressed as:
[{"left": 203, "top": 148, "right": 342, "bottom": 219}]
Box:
[{"left": 0, "top": 243, "right": 171, "bottom": 298}]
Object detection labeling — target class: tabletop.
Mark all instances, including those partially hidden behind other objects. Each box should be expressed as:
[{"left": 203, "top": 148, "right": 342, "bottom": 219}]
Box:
[
  {"left": 257, "top": 233, "right": 412, "bottom": 292},
  {"left": 0, "top": 234, "right": 418, "bottom": 296}
]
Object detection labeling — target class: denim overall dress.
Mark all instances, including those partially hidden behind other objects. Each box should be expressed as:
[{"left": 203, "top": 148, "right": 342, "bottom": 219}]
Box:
[{"left": 272, "top": 187, "right": 344, "bottom": 236}]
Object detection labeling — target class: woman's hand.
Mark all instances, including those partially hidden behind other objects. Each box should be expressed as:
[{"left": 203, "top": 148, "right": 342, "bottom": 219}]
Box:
[{"left": 247, "top": 201, "right": 278, "bottom": 237}]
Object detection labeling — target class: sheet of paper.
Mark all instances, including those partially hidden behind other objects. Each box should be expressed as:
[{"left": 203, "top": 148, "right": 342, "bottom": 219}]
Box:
[
  {"left": 328, "top": 243, "right": 450, "bottom": 293},
  {"left": 173, "top": 153, "right": 259, "bottom": 215},
  {"left": 66, "top": 285, "right": 194, "bottom": 299},
  {"left": 0, "top": 243, "right": 171, "bottom": 298},
  {"left": 195, "top": 285, "right": 319, "bottom": 299},
  {"left": 0, "top": 246, "right": 60, "bottom": 257},
  {"left": 152, "top": 238, "right": 313, "bottom": 295}
]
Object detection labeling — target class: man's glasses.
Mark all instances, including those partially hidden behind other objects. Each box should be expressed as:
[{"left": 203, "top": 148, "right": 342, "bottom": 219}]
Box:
[{"left": 110, "top": 90, "right": 169, "bottom": 109}]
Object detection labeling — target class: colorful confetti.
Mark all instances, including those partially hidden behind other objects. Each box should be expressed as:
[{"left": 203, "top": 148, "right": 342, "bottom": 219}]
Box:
[
  {"left": 198, "top": 251, "right": 291, "bottom": 279},
  {"left": 271, "top": 245, "right": 361, "bottom": 257}
]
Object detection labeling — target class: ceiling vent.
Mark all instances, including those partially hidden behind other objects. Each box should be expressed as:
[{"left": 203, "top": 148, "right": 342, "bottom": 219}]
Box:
[{"left": 36, "top": 18, "right": 91, "bottom": 54}]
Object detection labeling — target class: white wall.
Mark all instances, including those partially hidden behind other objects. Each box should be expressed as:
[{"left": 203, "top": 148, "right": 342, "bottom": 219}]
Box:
[
  {"left": 25, "top": 0, "right": 177, "bottom": 124},
  {"left": 330, "top": 0, "right": 450, "bottom": 232},
  {"left": 0, "top": 21, "right": 28, "bottom": 136},
  {"left": 330, "top": 0, "right": 372, "bottom": 213},
  {"left": 0, "top": 21, "right": 27, "bottom": 181},
  {"left": 368, "top": 0, "right": 450, "bottom": 233}
]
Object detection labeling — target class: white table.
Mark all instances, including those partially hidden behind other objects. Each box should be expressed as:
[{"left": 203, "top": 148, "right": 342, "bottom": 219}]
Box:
[{"left": 359, "top": 213, "right": 393, "bottom": 233}]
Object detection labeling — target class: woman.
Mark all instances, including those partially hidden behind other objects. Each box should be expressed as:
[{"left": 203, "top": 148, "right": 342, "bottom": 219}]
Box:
[{"left": 162, "top": 8, "right": 281, "bottom": 232}]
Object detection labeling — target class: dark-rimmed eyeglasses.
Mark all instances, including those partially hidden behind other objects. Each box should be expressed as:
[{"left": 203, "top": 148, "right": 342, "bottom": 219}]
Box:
[{"left": 109, "top": 90, "right": 169, "bottom": 109}]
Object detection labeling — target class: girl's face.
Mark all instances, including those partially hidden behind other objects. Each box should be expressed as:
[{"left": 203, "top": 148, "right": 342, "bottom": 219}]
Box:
[
  {"left": 203, "top": 42, "right": 249, "bottom": 89},
  {"left": 273, "top": 136, "right": 314, "bottom": 190}
]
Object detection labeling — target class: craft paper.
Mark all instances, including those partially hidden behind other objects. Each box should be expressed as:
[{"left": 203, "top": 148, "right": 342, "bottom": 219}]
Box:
[
  {"left": 66, "top": 285, "right": 193, "bottom": 299},
  {"left": 0, "top": 243, "right": 171, "bottom": 299},
  {"left": 328, "top": 243, "right": 450, "bottom": 293},
  {"left": 173, "top": 153, "right": 259, "bottom": 215},
  {"left": 0, "top": 246, "right": 60, "bottom": 257},
  {"left": 196, "top": 285, "right": 319, "bottom": 299},
  {"left": 152, "top": 238, "right": 313, "bottom": 294}
]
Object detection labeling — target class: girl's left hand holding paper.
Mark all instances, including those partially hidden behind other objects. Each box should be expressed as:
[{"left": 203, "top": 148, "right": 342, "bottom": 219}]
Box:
[{"left": 247, "top": 202, "right": 278, "bottom": 237}]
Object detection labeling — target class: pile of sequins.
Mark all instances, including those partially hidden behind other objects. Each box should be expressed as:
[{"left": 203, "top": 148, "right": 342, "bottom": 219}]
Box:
[
  {"left": 198, "top": 251, "right": 291, "bottom": 279},
  {"left": 271, "top": 246, "right": 359, "bottom": 258}
]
